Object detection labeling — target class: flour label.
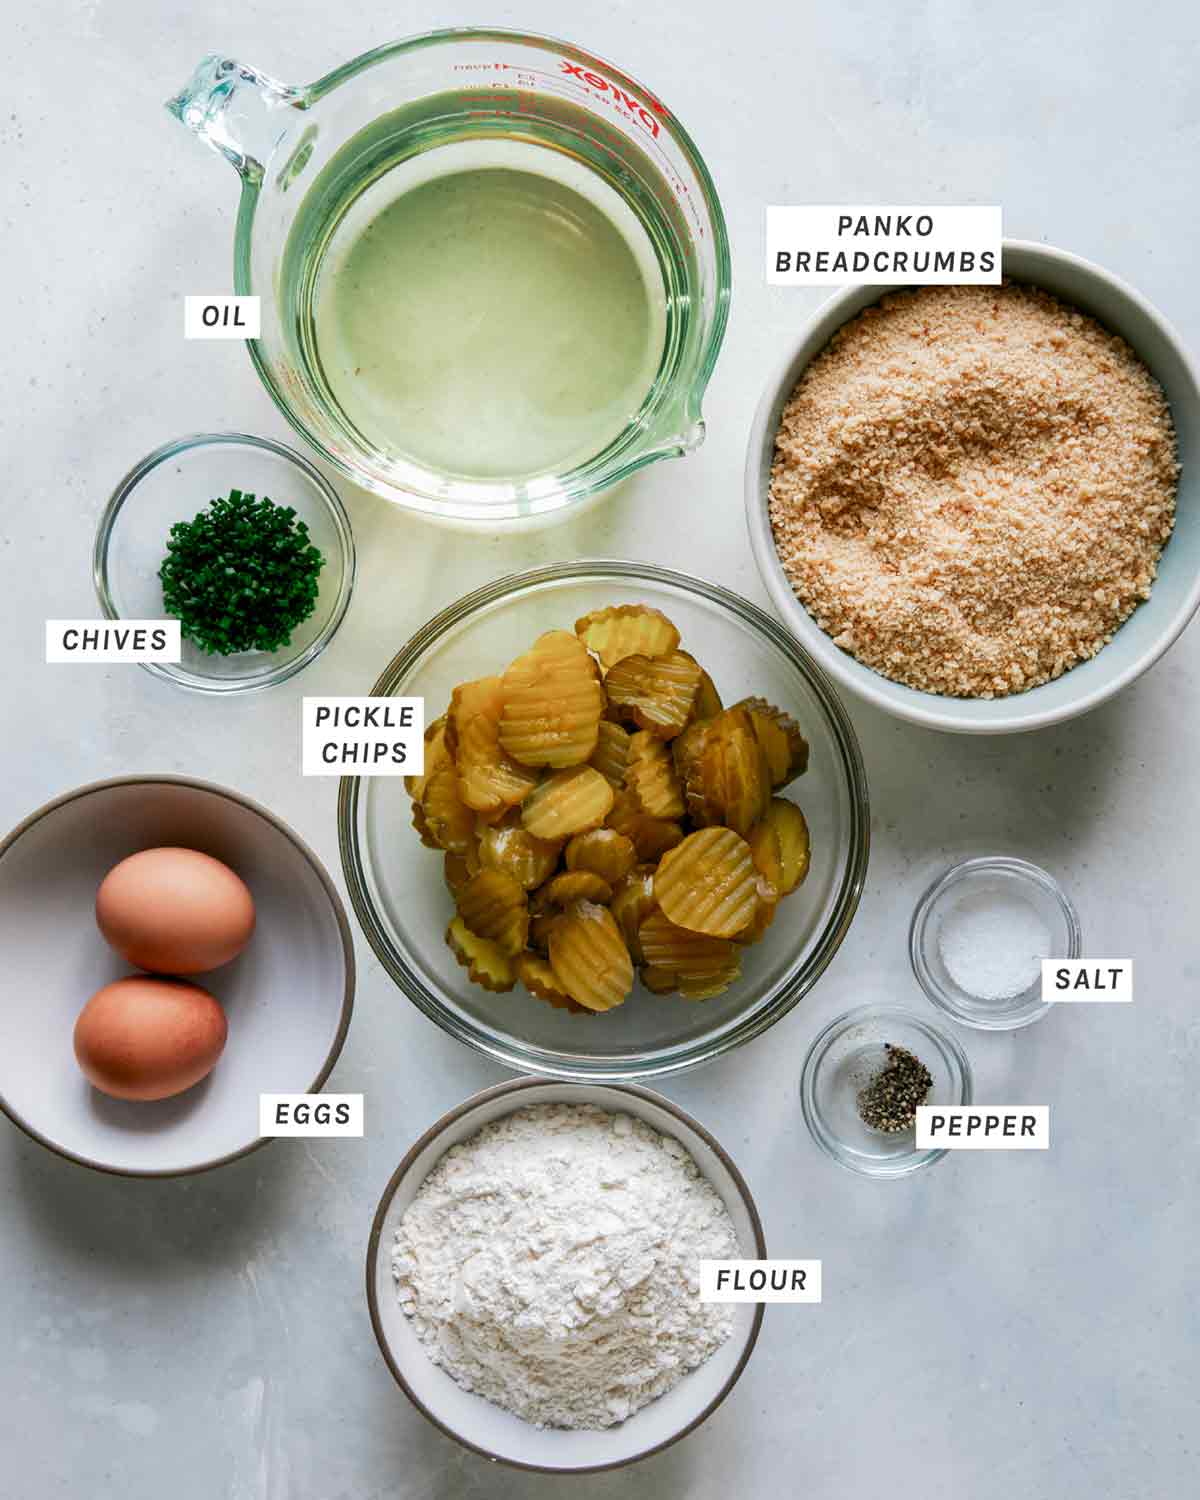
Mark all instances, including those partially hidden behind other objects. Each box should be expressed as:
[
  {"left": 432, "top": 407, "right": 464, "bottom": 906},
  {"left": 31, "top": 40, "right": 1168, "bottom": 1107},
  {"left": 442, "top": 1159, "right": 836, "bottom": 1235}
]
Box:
[
  {"left": 699, "top": 1260, "right": 822, "bottom": 1303},
  {"left": 767, "top": 205, "right": 1002, "bottom": 285}
]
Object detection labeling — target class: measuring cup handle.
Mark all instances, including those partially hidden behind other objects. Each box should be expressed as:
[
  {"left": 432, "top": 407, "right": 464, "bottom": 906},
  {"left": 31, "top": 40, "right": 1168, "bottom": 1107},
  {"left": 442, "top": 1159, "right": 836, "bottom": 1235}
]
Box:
[{"left": 166, "top": 54, "right": 303, "bottom": 183}]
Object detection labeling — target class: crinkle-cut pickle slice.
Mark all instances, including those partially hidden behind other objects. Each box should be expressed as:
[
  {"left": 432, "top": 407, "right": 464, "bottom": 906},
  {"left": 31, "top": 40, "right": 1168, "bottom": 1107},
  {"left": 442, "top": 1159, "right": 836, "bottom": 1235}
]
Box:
[
  {"left": 516, "top": 951, "right": 588, "bottom": 1014},
  {"left": 456, "top": 868, "right": 529, "bottom": 956},
  {"left": 498, "top": 629, "right": 604, "bottom": 768},
  {"left": 574, "top": 604, "right": 681, "bottom": 669},
  {"left": 611, "top": 865, "right": 657, "bottom": 964},
  {"left": 625, "top": 730, "right": 686, "bottom": 820},
  {"left": 521, "top": 766, "right": 614, "bottom": 840},
  {"left": 603, "top": 650, "right": 702, "bottom": 739},
  {"left": 543, "top": 870, "right": 614, "bottom": 906},
  {"left": 674, "top": 705, "right": 770, "bottom": 835},
  {"left": 548, "top": 900, "right": 634, "bottom": 1012},
  {"left": 446, "top": 916, "right": 517, "bottom": 992},
  {"left": 733, "top": 695, "right": 809, "bottom": 788},
  {"left": 762, "top": 798, "right": 811, "bottom": 894},
  {"left": 606, "top": 789, "right": 684, "bottom": 862},
  {"left": 420, "top": 762, "right": 477, "bottom": 853},
  {"left": 654, "top": 826, "right": 759, "bottom": 938},
  {"left": 404, "top": 715, "right": 448, "bottom": 802},
  {"left": 443, "top": 844, "right": 481, "bottom": 896},
  {"left": 589, "top": 721, "right": 632, "bottom": 789},
  {"left": 639, "top": 907, "right": 742, "bottom": 978},
  {"left": 682, "top": 654, "right": 723, "bottom": 722},
  {"left": 565, "top": 827, "right": 637, "bottom": 885},
  {"left": 477, "top": 816, "right": 561, "bottom": 890},
  {"left": 447, "top": 676, "right": 539, "bottom": 815}
]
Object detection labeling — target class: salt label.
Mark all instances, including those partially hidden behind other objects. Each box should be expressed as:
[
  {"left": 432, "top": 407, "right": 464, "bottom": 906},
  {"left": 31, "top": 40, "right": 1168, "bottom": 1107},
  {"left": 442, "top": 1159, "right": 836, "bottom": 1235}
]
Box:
[
  {"left": 699, "top": 1260, "right": 822, "bottom": 1304},
  {"left": 1042, "top": 960, "right": 1132, "bottom": 1003}
]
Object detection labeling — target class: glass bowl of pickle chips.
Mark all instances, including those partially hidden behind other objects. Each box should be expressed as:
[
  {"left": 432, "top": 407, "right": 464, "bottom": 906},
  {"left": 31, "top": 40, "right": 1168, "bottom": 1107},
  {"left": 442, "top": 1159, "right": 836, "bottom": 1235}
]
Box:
[{"left": 338, "top": 561, "right": 870, "bottom": 1080}]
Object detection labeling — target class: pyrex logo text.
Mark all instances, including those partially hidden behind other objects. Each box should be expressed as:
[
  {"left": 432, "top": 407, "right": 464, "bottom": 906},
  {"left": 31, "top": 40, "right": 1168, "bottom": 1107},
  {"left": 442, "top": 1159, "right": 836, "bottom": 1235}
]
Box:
[{"left": 560, "top": 60, "right": 664, "bottom": 137}]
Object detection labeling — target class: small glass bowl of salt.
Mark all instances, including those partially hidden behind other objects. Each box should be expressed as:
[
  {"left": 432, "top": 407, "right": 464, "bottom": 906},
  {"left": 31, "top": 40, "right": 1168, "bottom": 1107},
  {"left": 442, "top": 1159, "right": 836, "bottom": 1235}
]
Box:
[{"left": 909, "top": 856, "right": 1082, "bottom": 1030}]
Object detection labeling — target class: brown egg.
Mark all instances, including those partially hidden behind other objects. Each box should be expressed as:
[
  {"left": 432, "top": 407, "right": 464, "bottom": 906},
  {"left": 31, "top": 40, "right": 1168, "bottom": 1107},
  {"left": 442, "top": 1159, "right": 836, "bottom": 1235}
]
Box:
[
  {"left": 74, "top": 976, "right": 228, "bottom": 1101},
  {"left": 96, "top": 847, "right": 256, "bottom": 974}
]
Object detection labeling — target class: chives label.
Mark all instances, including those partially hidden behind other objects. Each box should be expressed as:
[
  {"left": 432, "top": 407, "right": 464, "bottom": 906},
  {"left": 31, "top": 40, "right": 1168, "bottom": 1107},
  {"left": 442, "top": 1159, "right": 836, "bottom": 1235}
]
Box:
[{"left": 46, "top": 619, "right": 181, "bottom": 663}]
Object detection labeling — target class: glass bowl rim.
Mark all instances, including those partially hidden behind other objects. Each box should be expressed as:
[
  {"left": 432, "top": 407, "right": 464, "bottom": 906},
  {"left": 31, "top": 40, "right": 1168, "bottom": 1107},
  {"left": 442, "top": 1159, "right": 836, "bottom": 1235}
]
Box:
[
  {"left": 908, "top": 854, "right": 1083, "bottom": 1031},
  {"left": 799, "top": 1002, "right": 974, "bottom": 1178},
  {"left": 337, "top": 558, "right": 871, "bottom": 1081},
  {"left": 237, "top": 26, "right": 733, "bottom": 525},
  {"left": 93, "top": 430, "right": 357, "bottom": 695}
]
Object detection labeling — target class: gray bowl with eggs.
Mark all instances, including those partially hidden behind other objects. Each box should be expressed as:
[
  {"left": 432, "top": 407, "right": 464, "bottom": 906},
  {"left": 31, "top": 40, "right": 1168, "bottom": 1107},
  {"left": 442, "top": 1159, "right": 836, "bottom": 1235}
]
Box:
[
  {"left": 745, "top": 239, "right": 1200, "bottom": 733},
  {"left": 0, "top": 776, "right": 355, "bottom": 1176}
]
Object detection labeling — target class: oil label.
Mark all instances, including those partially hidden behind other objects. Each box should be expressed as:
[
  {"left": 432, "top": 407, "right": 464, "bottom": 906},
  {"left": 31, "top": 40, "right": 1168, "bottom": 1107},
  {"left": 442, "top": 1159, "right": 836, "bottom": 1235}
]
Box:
[
  {"left": 184, "top": 294, "right": 261, "bottom": 339},
  {"left": 301, "top": 696, "right": 424, "bottom": 776},
  {"left": 767, "top": 205, "right": 1002, "bottom": 286},
  {"left": 1042, "top": 959, "right": 1132, "bottom": 1002},
  {"left": 699, "top": 1260, "right": 822, "bottom": 1303},
  {"left": 916, "top": 1106, "right": 1049, "bottom": 1150},
  {"left": 46, "top": 619, "right": 181, "bottom": 663},
  {"left": 259, "top": 1094, "right": 363, "bottom": 1137}
]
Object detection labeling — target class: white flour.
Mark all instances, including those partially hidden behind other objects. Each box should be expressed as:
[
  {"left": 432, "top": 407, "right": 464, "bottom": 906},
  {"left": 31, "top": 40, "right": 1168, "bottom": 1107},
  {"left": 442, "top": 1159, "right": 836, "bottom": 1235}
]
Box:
[{"left": 391, "top": 1102, "right": 740, "bottom": 1429}]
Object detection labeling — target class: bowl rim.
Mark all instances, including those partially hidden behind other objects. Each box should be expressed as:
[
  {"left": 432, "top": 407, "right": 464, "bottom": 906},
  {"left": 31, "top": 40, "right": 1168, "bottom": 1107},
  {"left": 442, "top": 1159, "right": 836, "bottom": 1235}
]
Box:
[
  {"left": 745, "top": 237, "right": 1200, "bottom": 734},
  {"left": 337, "top": 557, "right": 871, "bottom": 1080},
  {"left": 908, "top": 854, "right": 1082, "bottom": 1030},
  {"left": 0, "top": 774, "right": 357, "bottom": 1177},
  {"left": 364, "top": 1075, "right": 767, "bottom": 1473},
  {"left": 93, "top": 430, "right": 357, "bottom": 696},
  {"left": 799, "top": 1003, "right": 974, "bottom": 1178}
]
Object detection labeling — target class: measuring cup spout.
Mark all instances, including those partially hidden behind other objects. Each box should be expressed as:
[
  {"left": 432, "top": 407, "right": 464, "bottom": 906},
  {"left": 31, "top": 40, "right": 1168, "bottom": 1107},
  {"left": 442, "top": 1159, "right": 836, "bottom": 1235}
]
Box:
[{"left": 166, "top": 54, "right": 302, "bottom": 184}]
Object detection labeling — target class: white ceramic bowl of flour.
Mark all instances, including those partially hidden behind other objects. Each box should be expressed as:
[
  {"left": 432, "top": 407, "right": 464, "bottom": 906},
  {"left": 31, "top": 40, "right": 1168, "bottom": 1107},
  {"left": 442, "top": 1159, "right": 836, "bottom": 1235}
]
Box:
[
  {"left": 746, "top": 240, "right": 1200, "bottom": 734},
  {"left": 366, "top": 1078, "right": 765, "bottom": 1473}
]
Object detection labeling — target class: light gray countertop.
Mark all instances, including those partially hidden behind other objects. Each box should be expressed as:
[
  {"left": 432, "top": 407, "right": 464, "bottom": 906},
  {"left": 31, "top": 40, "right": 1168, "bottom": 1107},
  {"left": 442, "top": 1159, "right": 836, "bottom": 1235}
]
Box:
[{"left": 3, "top": 2, "right": 1196, "bottom": 1496}]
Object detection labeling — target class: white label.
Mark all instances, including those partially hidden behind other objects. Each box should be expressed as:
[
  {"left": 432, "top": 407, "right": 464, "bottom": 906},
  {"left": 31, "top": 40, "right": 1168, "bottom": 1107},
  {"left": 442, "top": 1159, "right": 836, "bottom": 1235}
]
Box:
[
  {"left": 767, "top": 205, "right": 1002, "bottom": 285},
  {"left": 184, "top": 295, "right": 261, "bottom": 339},
  {"left": 699, "top": 1260, "right": 822, "bottom": 1303},
  {"left": 1042, "top": 959, "right": 1132, "bottom": 1003},
  {"left": 916, "top": 1106, "right": 1049, "bottom": 1150},
  {"left": 259, "top": 1094, "right": 363, "bottom": 1137},
  {"left": 46, "top": 619, "right": 181, "bottom": 663},
  {"left": 302, "top": 696, "right": 424, "bottom": 777}
]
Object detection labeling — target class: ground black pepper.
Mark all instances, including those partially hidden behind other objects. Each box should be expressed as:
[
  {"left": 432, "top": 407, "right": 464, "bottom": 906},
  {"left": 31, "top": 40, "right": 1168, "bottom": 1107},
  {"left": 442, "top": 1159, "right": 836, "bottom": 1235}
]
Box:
[{"left": 856, "top": 1044, "right": 933, "bottom": 1133}]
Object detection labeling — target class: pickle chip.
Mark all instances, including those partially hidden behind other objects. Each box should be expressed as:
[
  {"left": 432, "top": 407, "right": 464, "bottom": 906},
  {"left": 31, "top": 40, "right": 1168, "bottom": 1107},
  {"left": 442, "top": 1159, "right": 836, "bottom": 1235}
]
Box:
[
  {"left": 640, "top": 964, "right": 679, "bottom": 995},
  {"left": 565, "top": 828, "right": 637, "bottom": 886},
  {"left": 625, "top": 731, "right": 685, "bottom": 820},
  {"left": 734, "top": 696, "right": 809, "bottom": 788},
  {"left": 683, "top": 655, "right": 723, "bottom": 723},
  {"left": 446, "top": 916, "right": 517, "bottom": 992},
  {"left": 456, "top": 868, "right": 530, "bottom": 956},
  {"left": 589, "top": 721, "right": 632, "bottom": 789},
  {"left": 603, "top": 651, "right": 702, "bottom": 739},
  {"left": 574, "top": 604, "right": 682, "bottom": 669},
  {"left": 607, "top": 790, "right": 684, "bottom": 862},
  {"left": 543, "top": 870, "right": 614, "bottom": 906},
  {"left": 443, "top": 845, "right": 481, "bottom": 896},
  {"left": 405, "top": 715, "right": 449, "bottom": 802},
  {"left": 411, "top": 799, "right": 440, "bottom": 851},
  {"left": 548, "top": 900, "right": 634, "bottom": 1012},
  {"left": 447, "top": 676, "right": 540, "bottom": 815},
  {"left": 478, "top": 816, "right": 562, "bottom": 890},
  {"left": 674, "top": 706, "right": 770, "bottom": 836},
  {"left": 653, "top": 827, "right": 759, "bottom": 938},
  {"left": 516, "top": 952, "right": 588, "bottom": 1013},
  {"left": 498, "top": 630, "right": 604, "bottom": 768},
  {"left": 762, "top": 798, "right": 811, "bottom": 894},
  {"left": 611, "top": 865, "right": 657, "bottom": 964},
  {"left": 420, "top": 762, "right": 477, "bottom": 853},
  {"left": 521, "top": 766, "right": 615, "bottom": 840},
  {"left": 638, "top": 909, "right": 741, "bottom": 997}
]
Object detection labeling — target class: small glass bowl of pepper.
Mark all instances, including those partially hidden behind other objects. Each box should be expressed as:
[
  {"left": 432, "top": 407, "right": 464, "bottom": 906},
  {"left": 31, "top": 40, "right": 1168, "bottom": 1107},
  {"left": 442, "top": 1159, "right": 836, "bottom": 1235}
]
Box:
[
  {"left": 800, "top": 1004, "right": 972, "bottom": 1178},
  {"left": 95, "top": 432, "right": 355, "bottom": 694}
]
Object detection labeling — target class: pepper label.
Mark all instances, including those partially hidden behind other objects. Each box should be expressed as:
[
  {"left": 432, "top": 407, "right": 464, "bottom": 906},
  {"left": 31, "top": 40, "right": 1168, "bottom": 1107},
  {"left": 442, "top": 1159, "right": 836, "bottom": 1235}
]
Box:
[{"left": 916, "top": 1106, "right": 1049, "bottom": 1150}]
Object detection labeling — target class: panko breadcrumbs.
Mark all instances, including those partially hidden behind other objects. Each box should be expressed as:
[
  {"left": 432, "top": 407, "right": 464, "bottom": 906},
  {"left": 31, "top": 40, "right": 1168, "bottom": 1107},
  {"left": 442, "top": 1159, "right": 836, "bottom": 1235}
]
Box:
[{"left": 768, "top": 283, "right": 1178, "bottom": 698}]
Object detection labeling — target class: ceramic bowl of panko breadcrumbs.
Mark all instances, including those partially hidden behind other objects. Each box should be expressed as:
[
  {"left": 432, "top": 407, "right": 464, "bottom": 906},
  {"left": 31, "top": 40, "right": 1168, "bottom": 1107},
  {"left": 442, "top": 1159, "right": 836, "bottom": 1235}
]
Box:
[
  {"left": 366, "top": 1077, "right": 765, "bottom": 1473},
  {"left": 746, "top": 239, "right": 1200, "bottom": 734}
]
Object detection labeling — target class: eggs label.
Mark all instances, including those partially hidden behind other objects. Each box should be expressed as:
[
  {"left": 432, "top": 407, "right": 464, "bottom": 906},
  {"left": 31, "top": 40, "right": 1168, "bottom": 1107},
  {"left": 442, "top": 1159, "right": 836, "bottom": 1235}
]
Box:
[
  {"left": 915, "top": 1106, "right": 1050, "bottom": 1149},
  {"left": 301, "top": 696, "right": 424, "bottom": 776},
  {"left": 46, "top": 619, "right": 181, "bottom": 663},
  {"left": 259, "top": 1093, "right": 364, "bottom": 1137},
  {"left": 767, "top": 205, "right": 1002, "bottom": 285},
  {"left": 700, "top": 1260, "right": 822, "bottom": 1303}
]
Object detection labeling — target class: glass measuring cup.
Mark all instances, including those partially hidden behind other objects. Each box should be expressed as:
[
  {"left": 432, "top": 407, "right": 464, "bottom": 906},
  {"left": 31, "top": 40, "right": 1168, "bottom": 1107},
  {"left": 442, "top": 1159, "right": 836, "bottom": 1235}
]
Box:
[{"left": 167, "top": 30, "right": 731, "bottom": 525}]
